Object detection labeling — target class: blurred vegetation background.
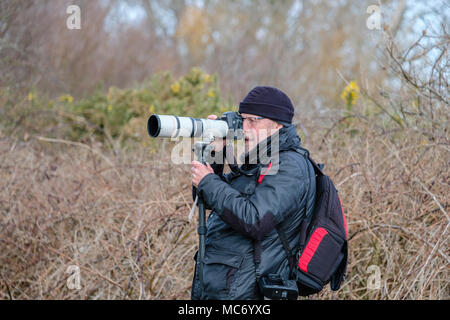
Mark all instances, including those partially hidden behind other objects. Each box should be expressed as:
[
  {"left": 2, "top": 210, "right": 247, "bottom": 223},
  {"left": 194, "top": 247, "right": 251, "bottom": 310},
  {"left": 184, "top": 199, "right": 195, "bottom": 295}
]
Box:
[{"left": 0, "top": 0, "right": 448, "bottom": 300}]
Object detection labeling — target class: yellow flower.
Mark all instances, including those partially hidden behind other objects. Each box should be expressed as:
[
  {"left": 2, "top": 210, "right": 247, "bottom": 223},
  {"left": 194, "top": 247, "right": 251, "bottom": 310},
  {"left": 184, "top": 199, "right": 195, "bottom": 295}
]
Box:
[
  {"left": 348, "top": 81, "right": 360, "bottom": 93},
  {"left": 341, "top": 81, "right": 360, "bottom": 105},
  {"left": 148, "top": 104, "right": 155, "bottom": 114},
  {"left": 59, "top": 94, "right": 74, "bottom": 103},
  {"left": 28, "top": 92, "right": 33, "bottom": 102},
  {"left": 171, "top": 82, "right": 180, "bottom": 94},
  {"left": 207, "top": 89, "right": 215, "bottom": 98},
  {"left": 107, "top": 105, "right": 113, "bottom": 112}
]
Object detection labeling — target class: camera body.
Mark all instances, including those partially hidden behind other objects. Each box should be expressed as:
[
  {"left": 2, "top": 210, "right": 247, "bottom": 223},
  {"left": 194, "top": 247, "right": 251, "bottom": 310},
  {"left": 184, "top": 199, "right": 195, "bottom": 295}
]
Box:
[
  {"left": 258, "top": 274, "right": 298, "bottom": 300},
  {"left": 219, "top": 111, "right": 243, "bottom": 140}
]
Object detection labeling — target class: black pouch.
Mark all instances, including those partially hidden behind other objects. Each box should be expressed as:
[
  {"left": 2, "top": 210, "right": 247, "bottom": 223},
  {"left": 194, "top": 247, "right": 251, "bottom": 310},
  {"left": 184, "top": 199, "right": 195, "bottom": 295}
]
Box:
[{"left": 258, "top": 274, "right": 298, "bottom": 300}]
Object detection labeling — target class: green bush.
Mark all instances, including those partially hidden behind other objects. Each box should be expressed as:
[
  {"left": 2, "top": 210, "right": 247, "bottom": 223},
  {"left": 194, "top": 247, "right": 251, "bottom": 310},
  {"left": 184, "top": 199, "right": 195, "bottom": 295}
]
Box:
[
  {"left": 63, "top": 67, "right": 235, "bottom": 146},
  {"left": 0, "top": 67, "right": 237, "bottom": 147}
]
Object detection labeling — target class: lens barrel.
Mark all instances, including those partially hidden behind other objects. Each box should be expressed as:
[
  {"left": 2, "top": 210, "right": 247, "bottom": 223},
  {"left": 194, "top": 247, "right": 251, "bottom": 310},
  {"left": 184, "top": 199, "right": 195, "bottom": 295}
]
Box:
[{"left": 147, "top": 114, "right": 229, "bottom": 139}]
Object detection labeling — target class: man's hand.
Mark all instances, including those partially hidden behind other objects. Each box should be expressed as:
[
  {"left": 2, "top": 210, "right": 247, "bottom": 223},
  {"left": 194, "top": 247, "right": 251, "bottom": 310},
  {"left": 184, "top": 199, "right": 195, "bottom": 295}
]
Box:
[{"left": 191, "top": 160, "right": 214, "bottom": 187}]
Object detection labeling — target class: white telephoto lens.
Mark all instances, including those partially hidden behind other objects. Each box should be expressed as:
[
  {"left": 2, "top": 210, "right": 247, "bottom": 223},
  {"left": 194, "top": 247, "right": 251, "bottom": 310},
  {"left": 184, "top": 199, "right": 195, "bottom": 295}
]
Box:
[{"left": 148, "top": 114, "right": 228, "bottom": 139}]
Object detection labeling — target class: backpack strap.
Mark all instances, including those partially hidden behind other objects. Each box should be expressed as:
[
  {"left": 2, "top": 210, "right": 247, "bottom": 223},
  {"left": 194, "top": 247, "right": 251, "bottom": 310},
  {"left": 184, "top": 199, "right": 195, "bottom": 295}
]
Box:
[
  {"left": 298, "top": 219, "right": 309, "bottom": 252},
  {"left": 294, "top": 146, "right": 324, "bottom": 176},
  {"left": 275, "top": 227, "right": 295, "bottom": 279},
  {"left": 307, "top": 155, "right": 325, "bottom": 176}
]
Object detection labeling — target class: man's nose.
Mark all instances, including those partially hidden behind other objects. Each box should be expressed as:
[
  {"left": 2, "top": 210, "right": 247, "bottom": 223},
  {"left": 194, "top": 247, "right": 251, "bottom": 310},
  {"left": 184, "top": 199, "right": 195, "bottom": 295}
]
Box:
[{"left": 243, "top": 120, "right": 250, "bottom": 132}]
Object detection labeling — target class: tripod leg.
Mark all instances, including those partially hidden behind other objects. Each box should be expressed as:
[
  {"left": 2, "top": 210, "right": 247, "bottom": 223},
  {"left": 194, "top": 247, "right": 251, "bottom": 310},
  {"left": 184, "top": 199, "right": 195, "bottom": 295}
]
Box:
[
  {"left": 197, "top": 196, "right": 206, "bottom": 291},
  {"left": 192, "top": 141, "right": 211, "bottom": 296}
]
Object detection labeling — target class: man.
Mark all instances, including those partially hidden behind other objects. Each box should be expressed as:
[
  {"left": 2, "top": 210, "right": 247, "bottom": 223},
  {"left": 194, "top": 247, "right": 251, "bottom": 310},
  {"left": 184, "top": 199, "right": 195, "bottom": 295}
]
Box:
[{"left": 190, "top": 86, "right": 316, "bottom": 299}]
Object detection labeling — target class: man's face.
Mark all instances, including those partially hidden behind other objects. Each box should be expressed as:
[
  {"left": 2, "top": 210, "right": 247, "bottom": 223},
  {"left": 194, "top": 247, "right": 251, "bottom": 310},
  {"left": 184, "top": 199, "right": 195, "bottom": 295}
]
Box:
[{"left": 241, "top": 113, "right": 283, "bottom": 151}]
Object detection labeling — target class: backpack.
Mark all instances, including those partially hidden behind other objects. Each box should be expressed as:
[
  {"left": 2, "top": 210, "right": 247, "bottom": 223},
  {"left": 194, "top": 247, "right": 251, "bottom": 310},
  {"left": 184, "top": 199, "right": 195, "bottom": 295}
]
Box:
[{"left": 276, "top": 147, "right": 348, "bottom": 297}]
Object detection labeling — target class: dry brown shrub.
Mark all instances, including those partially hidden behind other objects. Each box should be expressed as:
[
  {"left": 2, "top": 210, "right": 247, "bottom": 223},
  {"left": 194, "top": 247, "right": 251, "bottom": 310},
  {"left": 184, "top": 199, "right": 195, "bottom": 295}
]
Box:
[
  {"left": 0, "top": 136, "right": 196, "bottom": 299},
  {"left": 1, "top": 111, "right": 448, "bottom": 299}
]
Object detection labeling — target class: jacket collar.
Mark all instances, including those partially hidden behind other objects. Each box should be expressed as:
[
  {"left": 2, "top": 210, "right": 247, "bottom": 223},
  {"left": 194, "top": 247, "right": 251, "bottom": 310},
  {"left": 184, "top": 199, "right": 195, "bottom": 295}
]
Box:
[{"left": 234, "top": 124, "right": 301, "bottom": 175}]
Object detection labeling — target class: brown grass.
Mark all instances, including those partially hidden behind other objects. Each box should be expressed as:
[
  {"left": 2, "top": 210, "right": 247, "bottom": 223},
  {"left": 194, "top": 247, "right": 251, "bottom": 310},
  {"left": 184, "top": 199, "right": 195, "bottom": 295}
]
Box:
[{"left": 0, "top": 114, "right": 448, "bottom": 300}]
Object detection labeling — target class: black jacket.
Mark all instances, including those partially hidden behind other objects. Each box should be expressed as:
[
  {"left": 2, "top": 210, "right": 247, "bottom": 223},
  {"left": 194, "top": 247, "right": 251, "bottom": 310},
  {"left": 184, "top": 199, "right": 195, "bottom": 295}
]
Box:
[{"left": 191, "top": 124, "right": 316, "bottom": 299}]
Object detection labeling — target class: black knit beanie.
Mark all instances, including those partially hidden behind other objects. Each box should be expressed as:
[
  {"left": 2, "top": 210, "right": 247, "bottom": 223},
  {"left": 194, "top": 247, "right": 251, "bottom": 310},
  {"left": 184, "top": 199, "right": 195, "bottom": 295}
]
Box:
[{"left": 238, "top": 86, "right": 294, "bottom": 124}]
